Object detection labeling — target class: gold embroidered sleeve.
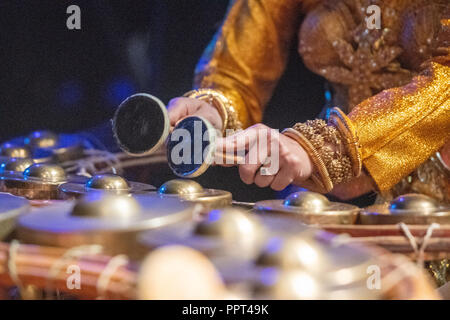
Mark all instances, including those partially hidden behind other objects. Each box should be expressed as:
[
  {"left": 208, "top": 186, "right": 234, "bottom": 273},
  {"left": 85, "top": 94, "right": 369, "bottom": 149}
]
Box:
[
  {"left": 287, "top": 19, "right": 450, "bottom": 194},
  {"left": 193, "top": 0, "right": 303, "bottom": 128},
  {"left": 349, "top": 55, "right": 450, "bottom": 192}
]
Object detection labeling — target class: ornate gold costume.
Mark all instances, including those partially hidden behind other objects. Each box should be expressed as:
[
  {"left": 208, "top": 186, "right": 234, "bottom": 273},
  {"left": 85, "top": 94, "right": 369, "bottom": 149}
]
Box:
[{"left": 194, "top": 0, "right": 450, "bottom": 201}]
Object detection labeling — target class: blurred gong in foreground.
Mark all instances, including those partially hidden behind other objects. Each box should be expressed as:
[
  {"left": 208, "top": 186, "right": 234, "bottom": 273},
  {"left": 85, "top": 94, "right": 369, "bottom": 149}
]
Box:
[
  {"left": 139, "top": 207, "right": 266, "bottom": 259},
  {"left": 16, "top": 192, "right": 195, "bottom": 256},
  {"left": 137, "top": 245, "right": 228, "bottom": 300},
  {"left": 138, "top": 205, "right": 382, "bottom": 299},
  {"left": 0, "top": 193, "right": 29, "bottom": 240},
  {"left": 251, "top": 235, "right": 379, "bottom": 299}
]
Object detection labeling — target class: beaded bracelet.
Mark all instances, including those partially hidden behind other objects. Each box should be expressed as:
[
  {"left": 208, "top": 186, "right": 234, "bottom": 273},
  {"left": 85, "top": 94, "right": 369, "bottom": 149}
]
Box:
[{"left": 285, "top": 109, "right": 358, "bottom": 192}]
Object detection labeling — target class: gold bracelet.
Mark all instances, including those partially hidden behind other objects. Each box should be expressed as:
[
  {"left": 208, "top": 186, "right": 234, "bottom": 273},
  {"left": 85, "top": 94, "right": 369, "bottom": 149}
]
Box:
[
  {"left": 286, "top": 116, "right": 355, "bottom": 192},
  {"left": 292, "top": 119, "right": 353, "bottom": 186},
  {"left": 328, "top": 107, "right": 362, "bottom": 177},
  {"left": 283, "top": 128, "right": 334, "bottom": 193},
  {"left": 183, "top": 88, "right": 243, "bottom": 134}
]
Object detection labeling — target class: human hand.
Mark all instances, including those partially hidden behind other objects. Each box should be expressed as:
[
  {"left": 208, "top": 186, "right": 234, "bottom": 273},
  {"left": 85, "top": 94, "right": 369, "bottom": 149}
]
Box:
[
  {"left": 214, "top": 124, "right": 314, "bottom": 191},
  {"left": 167, "top": 97, "right": 223, "bottom": 132}
]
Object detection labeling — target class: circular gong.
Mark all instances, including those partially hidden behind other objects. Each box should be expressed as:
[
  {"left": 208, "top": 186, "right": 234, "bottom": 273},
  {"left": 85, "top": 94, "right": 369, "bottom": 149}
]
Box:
[
  {"left": 360, "top": 193, "right": 450, "bottom": 225},
  {"left": 138, "top": 207, "right": 309, "bottom": 259},
  {"left": 254, "top": 191, "right": 360, "bottom": 225},
  {"left": 0, "top": 193, "right": 29, "bottom": 240},
  {"left": 250, "top": 233, "right": 378, "bottom": 299},
  {"left": 41, "top": 134, "right": 84, "bottom": 163},
  {"left": 213, "top": 226, "right": 376, "bottom": 289},
  {"left": 252, "top": 265, "right": 379, "bottom": 300},
  {"left": 17, "top": 192, "right": 194, "bottom": 256},
  {"left": 167, "top": 116, "right": 217, "bottom": 178},
  {"left": 137, "top": 245, "right": 227, "bottom": 300},
  {"left": 86, "top": 174, "right": 130, "bottom": 190},
  {"left": 23, "top": 163, "right": 66, "bottom": 182},
  {"left": 158, "top": 179, "right": 203, "bottom": 195},
  {"left": 138, "top": 207, "right": 312, "bottom": 285},
  {"left": 112, "top": 93, "right": 169, "bottom": 156},
  {"left": 252, "top": 268, "right": 325, "bottom": 299},
  {"left": 24, "top": 130, "right": 59, "bottom": 148},
  {"left": 255, "top": 235, "right": 328, "bottom": 271},
  {"left": 255, "top": 235, "right": 374, "bottom": 286},
  {"left": 0, "top": 143, "right": 31, "bottom": 158},
  {"left": 157, "top": 179, "right": 231, "bottom": 211},
  {"left": 0, "top": 158, "right": 35, "bottom": 192},
  {"left": 0, "top": 158, "right": 34, "bottom": 174},
  {"left": 283, "top": 191, "right": 330, "bottom": 211},
  {"left": 58, "top": 173, "right": 155, "bottom": 199},
  {"left": 2, "top": 163, "right": 70, "bottom": 200},
  {"left": 5, "top": 132, "right": 84, "bottom": 163},
  {"left": 138, "top": 207, "right": 266, "bottom": 257}
]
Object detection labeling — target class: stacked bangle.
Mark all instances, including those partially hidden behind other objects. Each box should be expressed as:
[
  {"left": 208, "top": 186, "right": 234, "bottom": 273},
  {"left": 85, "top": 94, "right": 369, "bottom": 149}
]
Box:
[
  {"left": 283, "top": 108, "right": 361, "bottom": 193},
  {"left": 328, "top": 107, "right": 362, "bottom": 177},
  {"left": 283, "top": 128, "right": 333, "bottom": 193}
]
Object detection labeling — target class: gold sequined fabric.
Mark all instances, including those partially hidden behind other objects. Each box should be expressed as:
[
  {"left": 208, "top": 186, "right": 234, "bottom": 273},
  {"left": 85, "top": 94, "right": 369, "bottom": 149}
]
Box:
[
  {"left": 350, "top": 58, "right": 450, "bottom": 193},
  {"left": 194, "top": 0, "right": 450, "bottom": 195},
  {"left": 379, "top": 147, "right": 450, "bottom": 203}
]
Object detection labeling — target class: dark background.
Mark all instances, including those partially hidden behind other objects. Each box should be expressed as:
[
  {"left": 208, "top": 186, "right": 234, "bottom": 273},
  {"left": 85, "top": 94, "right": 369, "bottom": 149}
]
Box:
[{"left": 0, "top": 0, "right": 327, "bottom": 202}]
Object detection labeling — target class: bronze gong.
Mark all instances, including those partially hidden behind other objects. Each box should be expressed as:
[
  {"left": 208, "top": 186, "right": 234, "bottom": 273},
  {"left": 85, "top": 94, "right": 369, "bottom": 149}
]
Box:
[
  {"left": 254, "top": 191, "right": 360, "bottom": 225},
  {"left": 157, "top": 179, "right": 232, "bottom": 211},
  {"left": 17, "top": 192, "right": 195, "bottom": 257},
  {"left": 360, "top": 193, "right": 450, "bottom": 225},
  {"left": 2, "top": 163, "right": 86, "bottom": 200},
  {"left": 0, "top": 193, "right": 29, "bottom": 240},
  {"left": 58, "top": 173, "right": 155, "bottom": 199}
]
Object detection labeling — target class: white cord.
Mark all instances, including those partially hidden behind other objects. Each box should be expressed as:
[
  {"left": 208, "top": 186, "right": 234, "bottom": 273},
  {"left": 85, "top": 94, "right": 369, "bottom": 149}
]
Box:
[
  {"left": 46, "top": 245, "right": 103, "bottom": 299},
  {"left": 330, "top": 233, "right": 352, "bottom": 247},
  {"left": 7, "top": 240, "right": 23, "bottom": 292},
  {"left": 380, "top": 255, "right": 422, "bottom": 294},
  {"left": 398, "top": 222, "right": 440, "bottom": 267},
  {"left": 96, "top": 254, "right": 129, "bottom": 300}
]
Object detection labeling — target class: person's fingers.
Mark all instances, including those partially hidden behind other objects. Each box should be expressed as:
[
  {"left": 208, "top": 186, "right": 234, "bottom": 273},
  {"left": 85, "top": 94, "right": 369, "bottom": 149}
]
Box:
[
  {"left": 270, "top": 165, "right": 295, "bottom": 191},
  {"left": 238, "top": 142, "right": 269, "bottom": 185},
  {"left": 167, "top": 97, "right": 191, "bottom": 126},
  {"left": 192, "top": 107, "right": 222, "bottom": 130},
  {"left": 215, "top": 124, "right": 264, "bottom": 157},
  {"left": 254, "top": 169, "right": 276, "bottom": 188},
  {"left": 168, "top": 97, "right": 224, "bottom": 131},
  {"left": 218, "top": 127, "right": 314, "bottom": 190},
  {"left": 213, "top": 151, "right": 242, "bottom": 167},
  {"left": 239, "top": 163, "right": 260, "bottom": 185},
  {"left": 167, "top": 97, "right": 203, "bottom": 126}
]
